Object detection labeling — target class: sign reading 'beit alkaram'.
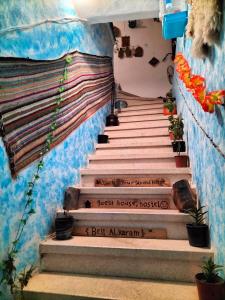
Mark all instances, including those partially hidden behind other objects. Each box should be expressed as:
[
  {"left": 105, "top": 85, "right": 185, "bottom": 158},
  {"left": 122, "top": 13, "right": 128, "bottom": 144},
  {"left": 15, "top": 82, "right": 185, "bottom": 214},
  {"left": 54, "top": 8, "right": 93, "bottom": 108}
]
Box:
[{"left": 74, "top": 227, "right": 167, "bottom": 239}]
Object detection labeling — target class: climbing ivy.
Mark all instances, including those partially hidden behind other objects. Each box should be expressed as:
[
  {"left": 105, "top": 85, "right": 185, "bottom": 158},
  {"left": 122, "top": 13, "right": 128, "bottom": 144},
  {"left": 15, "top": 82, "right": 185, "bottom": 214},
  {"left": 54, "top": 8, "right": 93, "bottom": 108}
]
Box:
[{"left": 0, "top": 55, "right": 73, "bottom": 299}]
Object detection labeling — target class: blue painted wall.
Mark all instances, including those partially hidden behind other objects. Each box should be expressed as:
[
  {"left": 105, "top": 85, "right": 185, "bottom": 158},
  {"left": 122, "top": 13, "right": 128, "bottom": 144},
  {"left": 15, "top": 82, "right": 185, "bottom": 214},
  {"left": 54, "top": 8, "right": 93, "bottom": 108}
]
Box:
[
  {"left": 0, "top": 0, "right": 113, "bottom": 59},
  {"left": 0, "top": 1, "right": 113, "bottom": 297},
  {"left": 173, "top": 7, "right": 225, "bottom": 273}
]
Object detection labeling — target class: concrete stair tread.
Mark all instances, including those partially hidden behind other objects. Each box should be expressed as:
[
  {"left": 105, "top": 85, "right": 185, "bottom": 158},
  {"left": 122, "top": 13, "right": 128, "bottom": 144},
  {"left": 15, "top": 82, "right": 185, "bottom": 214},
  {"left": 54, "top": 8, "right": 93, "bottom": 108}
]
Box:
[
  {"left": 24, "top": 272, "right": 198, "bottom": 300},
  {"left": 40, "top": 236, "right": 212, "bottom": 257},
  {"left": 96, "top": 140, "right": 172, "bottom": 148},
  {"left": 107, "top": 128, "right": 169, "bottom": 139},
  {"left": 58, "top": 209, "right": 190, "bottom": 222},
  {"left": 105, "top": 122, "right": 169, "bottom": 132},
  {"left": 89, "top": 163, "right": 176, "bottom": 169},
  {"left": 119, "top": 115, "right": 171, "bottom": 123},
  {"left": 118, "top": 108, "right": 163, "bottom": 117},
  {"left": 78, "top": 186, "right": 173, "bottom": 194},
  {"left": 81, "top": 168, "right": 191, "bottom": 175},
  {"left": 107, "top": 136, "right": 171, "bottom": 145},
  {"left": 120, "top": 104, "right": 163, "bottom": 112},
  {"left": 89, "top": 153, "right": 177, "bottom": 160}
]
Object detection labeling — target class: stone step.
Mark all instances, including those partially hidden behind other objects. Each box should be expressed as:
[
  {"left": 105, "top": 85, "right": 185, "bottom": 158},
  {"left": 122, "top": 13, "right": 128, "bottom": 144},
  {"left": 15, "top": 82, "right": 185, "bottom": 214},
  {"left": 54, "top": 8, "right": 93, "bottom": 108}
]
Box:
[
  {"left": 89, "top": 153, "right": 176, "bottom": 168},
  {"left": 89, "top": 161, "right": 176, "bottom": 169},
  {"left": 105, "top": 120, "right": 169, "bottom": 131},
  {"left": 23, "top": 272, "right": 199, "bottom": 300},
  {"left": 80, "top": 168, "right": 192, "bottom": 187},
  {"left": 78, "top": 186, "right": 177, "bottom": 210},
  {"left": 119, "top": 114, "right": 171, "bottom": 123},
  {"left": 107, "top": 128, "right": 169, "bottom": 139},
  {"left": 118, "top": 108, "right": 162, "bottom": 117},
  {"left": 90, "top": 152, "right": 176, "bottom": 160},
  {"left": 120, "top": 103, "right": 163, "bottom": 112},
  {"left": 57, "top": 209, "right": 190, "bottom": 240},
  {"left": 96, "top": 139, "right": 172, "bottom": 150},
  {"left": 89, "top": 152, "right": 177, "bottom": 168},
  {"left": 40, "top": 237, "right": 213, "bottom": 282},
  {"left": 108, "top": 136, "right": 171, "bottom": 145},
  {"left": 127, "top": 99, "right": 163, "bottom": 106},
  {"left": 95, "top": 147, "right": 173, "bottom": 156}
]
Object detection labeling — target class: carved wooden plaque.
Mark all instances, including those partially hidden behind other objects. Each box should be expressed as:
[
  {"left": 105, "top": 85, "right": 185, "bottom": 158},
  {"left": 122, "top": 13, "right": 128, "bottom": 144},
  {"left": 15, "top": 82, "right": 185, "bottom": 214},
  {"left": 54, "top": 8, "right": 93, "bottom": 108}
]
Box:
[
  {"left": 80, "top": 198, "right": 170, "bottom": 209},
  {"left": 95, "top": 177, "right": 170, "bottom": 187},
  {"left": 73, "top": 226, "right": 167, "bottom": 239}
]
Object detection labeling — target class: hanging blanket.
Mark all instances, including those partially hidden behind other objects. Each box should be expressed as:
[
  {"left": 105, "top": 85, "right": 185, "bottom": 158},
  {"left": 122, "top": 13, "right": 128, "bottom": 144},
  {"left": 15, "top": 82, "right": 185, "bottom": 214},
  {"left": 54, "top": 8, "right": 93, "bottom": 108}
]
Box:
[{"left": 0, "top": 52, "right": 113, "bottom": 176}]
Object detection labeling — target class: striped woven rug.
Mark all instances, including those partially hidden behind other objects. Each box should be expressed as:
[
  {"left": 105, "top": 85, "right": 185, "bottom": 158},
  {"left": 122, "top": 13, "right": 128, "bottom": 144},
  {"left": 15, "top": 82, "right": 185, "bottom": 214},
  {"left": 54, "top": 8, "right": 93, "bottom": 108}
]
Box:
[{"left": 0, "top": 51, "right": 113, "bottom": 176}]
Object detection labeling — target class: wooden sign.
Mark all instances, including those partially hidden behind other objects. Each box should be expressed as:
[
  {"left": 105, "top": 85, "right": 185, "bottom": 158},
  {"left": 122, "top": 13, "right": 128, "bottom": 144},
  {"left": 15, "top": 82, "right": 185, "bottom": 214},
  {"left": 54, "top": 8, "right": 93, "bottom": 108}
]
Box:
[
  {"left": 80, "top": 198, "right": 170, "bottom": 209},
  {"left": 73, "top": 226, "right": 167, "bottom": 239},
  {"left": 95, "top": 177, "right": 170, "bottom": 187}
]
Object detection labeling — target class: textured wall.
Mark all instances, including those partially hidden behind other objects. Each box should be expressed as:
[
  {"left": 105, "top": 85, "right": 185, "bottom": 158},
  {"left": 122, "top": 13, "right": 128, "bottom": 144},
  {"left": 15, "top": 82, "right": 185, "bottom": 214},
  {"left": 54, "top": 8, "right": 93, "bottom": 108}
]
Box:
[
  {"left": 0, "top": 0, "right": 114, "bottom": 59},
  {"left": 173, "top": 6, "right": 225, "bottom": 273},
  {"left": 0, "top": 1, "right": 113, "bottom": 297}
]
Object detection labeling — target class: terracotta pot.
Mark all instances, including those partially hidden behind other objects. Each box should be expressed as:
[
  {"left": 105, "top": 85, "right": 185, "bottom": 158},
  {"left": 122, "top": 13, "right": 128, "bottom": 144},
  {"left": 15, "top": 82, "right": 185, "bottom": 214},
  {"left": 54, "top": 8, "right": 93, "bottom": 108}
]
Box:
[
  {"left": 175, "top": 155, "right": 189, "bottom": 167},
  {"left": 169, "top": 132, "right": 174, "bottom": 140},
  {"left": 196, "top": 273, "right": 225, "bottom": 300},
  {"left": 163, "top": 107, "right": 177, "bottom": 115}
]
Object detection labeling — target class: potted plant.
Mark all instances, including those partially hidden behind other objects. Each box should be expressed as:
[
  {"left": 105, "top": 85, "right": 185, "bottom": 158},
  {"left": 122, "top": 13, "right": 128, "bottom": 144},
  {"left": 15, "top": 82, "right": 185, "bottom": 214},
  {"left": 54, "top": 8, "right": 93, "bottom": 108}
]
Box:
[
  {"left": 195, "top": 257, "right": 225, "bottom": 300},
  {"left": 185, "top": 206, "right": 209, "bottom": 247},
  {"left": 169, "top": 116, "right": 184, "bottom": 141},
  {"left": 168, "top": 115, "right": 175, "bottom": 140},
  {"left": 174, "top": 142, "right": 189, "bottom": 167},
  {"left": 55, "top": 210, "right": 74, "bottom": 240},
  {"left": 163, "top": 99, "right": 177, "bottom": 115},
  {"left": 98, "top": 134, "right": 109, "bottom": 144}
]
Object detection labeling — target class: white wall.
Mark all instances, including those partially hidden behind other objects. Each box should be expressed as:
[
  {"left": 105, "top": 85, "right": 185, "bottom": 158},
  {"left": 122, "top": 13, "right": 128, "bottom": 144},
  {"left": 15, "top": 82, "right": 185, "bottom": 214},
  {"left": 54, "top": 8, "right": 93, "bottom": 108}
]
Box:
[
  {"left": 114, "top": 19, "right": 172, "bottom": 98},
  {"left": 74, "top": 0, "right": 159, "bottom": 23}
]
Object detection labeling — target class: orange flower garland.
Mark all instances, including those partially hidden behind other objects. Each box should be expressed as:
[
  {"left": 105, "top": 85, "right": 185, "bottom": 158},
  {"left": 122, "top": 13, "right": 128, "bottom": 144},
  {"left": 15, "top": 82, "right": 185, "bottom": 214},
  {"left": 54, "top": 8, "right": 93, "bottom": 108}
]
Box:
[{"left": 174, "top": 53, "right": 225, "bottom": 113}]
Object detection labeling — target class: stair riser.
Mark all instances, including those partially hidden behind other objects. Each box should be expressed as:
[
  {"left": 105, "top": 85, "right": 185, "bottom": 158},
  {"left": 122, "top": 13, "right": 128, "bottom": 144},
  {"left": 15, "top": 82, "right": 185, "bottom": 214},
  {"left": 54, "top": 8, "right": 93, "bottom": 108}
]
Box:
[
  {"left": 81, "top": 174, "right": 191, "bottom": 187},
  {"left": 95, "top": 148, "right": 173, "bottom": 155},
  {"left": 119, "top": 104, "right": 163, "bottom": 112},
  {"left": 107, "top": 128, "right": 168, "bottom": 139},
  {"left": 71, "top": 221, "right": 188, "bottom": 240},
  {"left": 105, "top": 121, "right": 169, "bottom": 132},
  {"left": 79, "top": 194, "right": 176, "bottom": 210},
  {"left": 118, "top": 109, "right": 162, "bottom": 117},
  {"left": 88, "top": 161, "right": 176, "bottom": 169},
  {"left": 41, "top": 253, "right": 208, "bottom": 283},
  {"left": 24, "top": 291, "right": 101, "bottom": 300},
  {"left": 119, "top": 99, "right": 163, "bottom": 106},
  {"left": 108, "top": 137, "right": 170, "bottom": 144},
  {"left": 119, "top": 115, "right": 168, "bottom": 123}
]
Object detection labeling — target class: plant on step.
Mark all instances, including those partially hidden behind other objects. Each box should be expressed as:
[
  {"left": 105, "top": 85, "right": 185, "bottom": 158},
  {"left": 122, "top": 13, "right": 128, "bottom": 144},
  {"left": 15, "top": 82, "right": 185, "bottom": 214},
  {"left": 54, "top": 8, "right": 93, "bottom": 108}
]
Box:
[
  {"left": 163, "top": 98, "right": 177, "bottom": 115},
  {"left": 185, "top": 205, "right": 209, "bottom": 248},
  {"left": 168, "top": 115, "right": 184, "bottom": 141},
  {"left": 0, "top": 55, "right": 73, "bottom": 299},
  {"left": 195, "top": 257, "right": 225, "bottom": 300}
]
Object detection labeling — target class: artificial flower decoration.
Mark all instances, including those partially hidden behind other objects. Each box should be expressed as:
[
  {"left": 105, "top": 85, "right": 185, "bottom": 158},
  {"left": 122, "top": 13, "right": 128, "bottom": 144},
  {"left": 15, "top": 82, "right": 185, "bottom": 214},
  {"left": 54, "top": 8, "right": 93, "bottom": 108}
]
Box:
[{"left": 174, "top": 53, "right": 225, "bottom": 113}]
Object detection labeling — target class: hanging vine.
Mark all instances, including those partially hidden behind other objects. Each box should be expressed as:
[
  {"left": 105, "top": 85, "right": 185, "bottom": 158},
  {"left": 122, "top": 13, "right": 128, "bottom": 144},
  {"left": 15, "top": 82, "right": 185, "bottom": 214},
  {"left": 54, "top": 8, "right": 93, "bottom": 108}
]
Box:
[{"left": 0, "top": 54, "right": 73, "bottom": 299}]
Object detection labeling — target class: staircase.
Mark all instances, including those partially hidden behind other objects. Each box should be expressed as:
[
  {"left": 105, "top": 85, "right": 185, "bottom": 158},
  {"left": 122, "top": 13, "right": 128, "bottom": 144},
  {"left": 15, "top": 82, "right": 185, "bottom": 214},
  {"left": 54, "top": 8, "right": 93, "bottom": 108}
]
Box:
[{"left": 24, "top": 96, "right": 213, "bottom": 300}]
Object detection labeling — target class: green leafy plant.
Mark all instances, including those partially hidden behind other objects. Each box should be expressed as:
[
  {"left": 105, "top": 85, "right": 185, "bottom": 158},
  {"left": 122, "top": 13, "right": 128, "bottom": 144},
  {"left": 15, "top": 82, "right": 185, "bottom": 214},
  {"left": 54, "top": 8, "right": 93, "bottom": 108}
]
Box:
[
  {"left": 185, "top": 205, "right": 208, "bottom": 225},
  {"left": 0, "top": 55, "right": 73, "bottom": 298},
  {"left": 201, "top": 257, "right": 224, "bottom": 283},
  {"left": 168, "top": 116, "right": 184, "bottom": 141},
  {"left": 164, "top": 99, "right": 175, "bottom": 113}
]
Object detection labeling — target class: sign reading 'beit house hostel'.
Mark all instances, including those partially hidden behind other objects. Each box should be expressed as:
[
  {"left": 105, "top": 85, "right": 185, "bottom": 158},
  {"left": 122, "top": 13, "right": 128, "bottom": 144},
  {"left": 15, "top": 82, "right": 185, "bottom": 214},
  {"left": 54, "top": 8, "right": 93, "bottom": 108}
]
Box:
[
  {"left": 95, "top": 177, "right": 170, "bottom": 187},
  {"left": 74, "top": 227, "right": 167, "bottom": 239},
  {"left": 81, "top": 198, "right": 170, "bottom": 209}
]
